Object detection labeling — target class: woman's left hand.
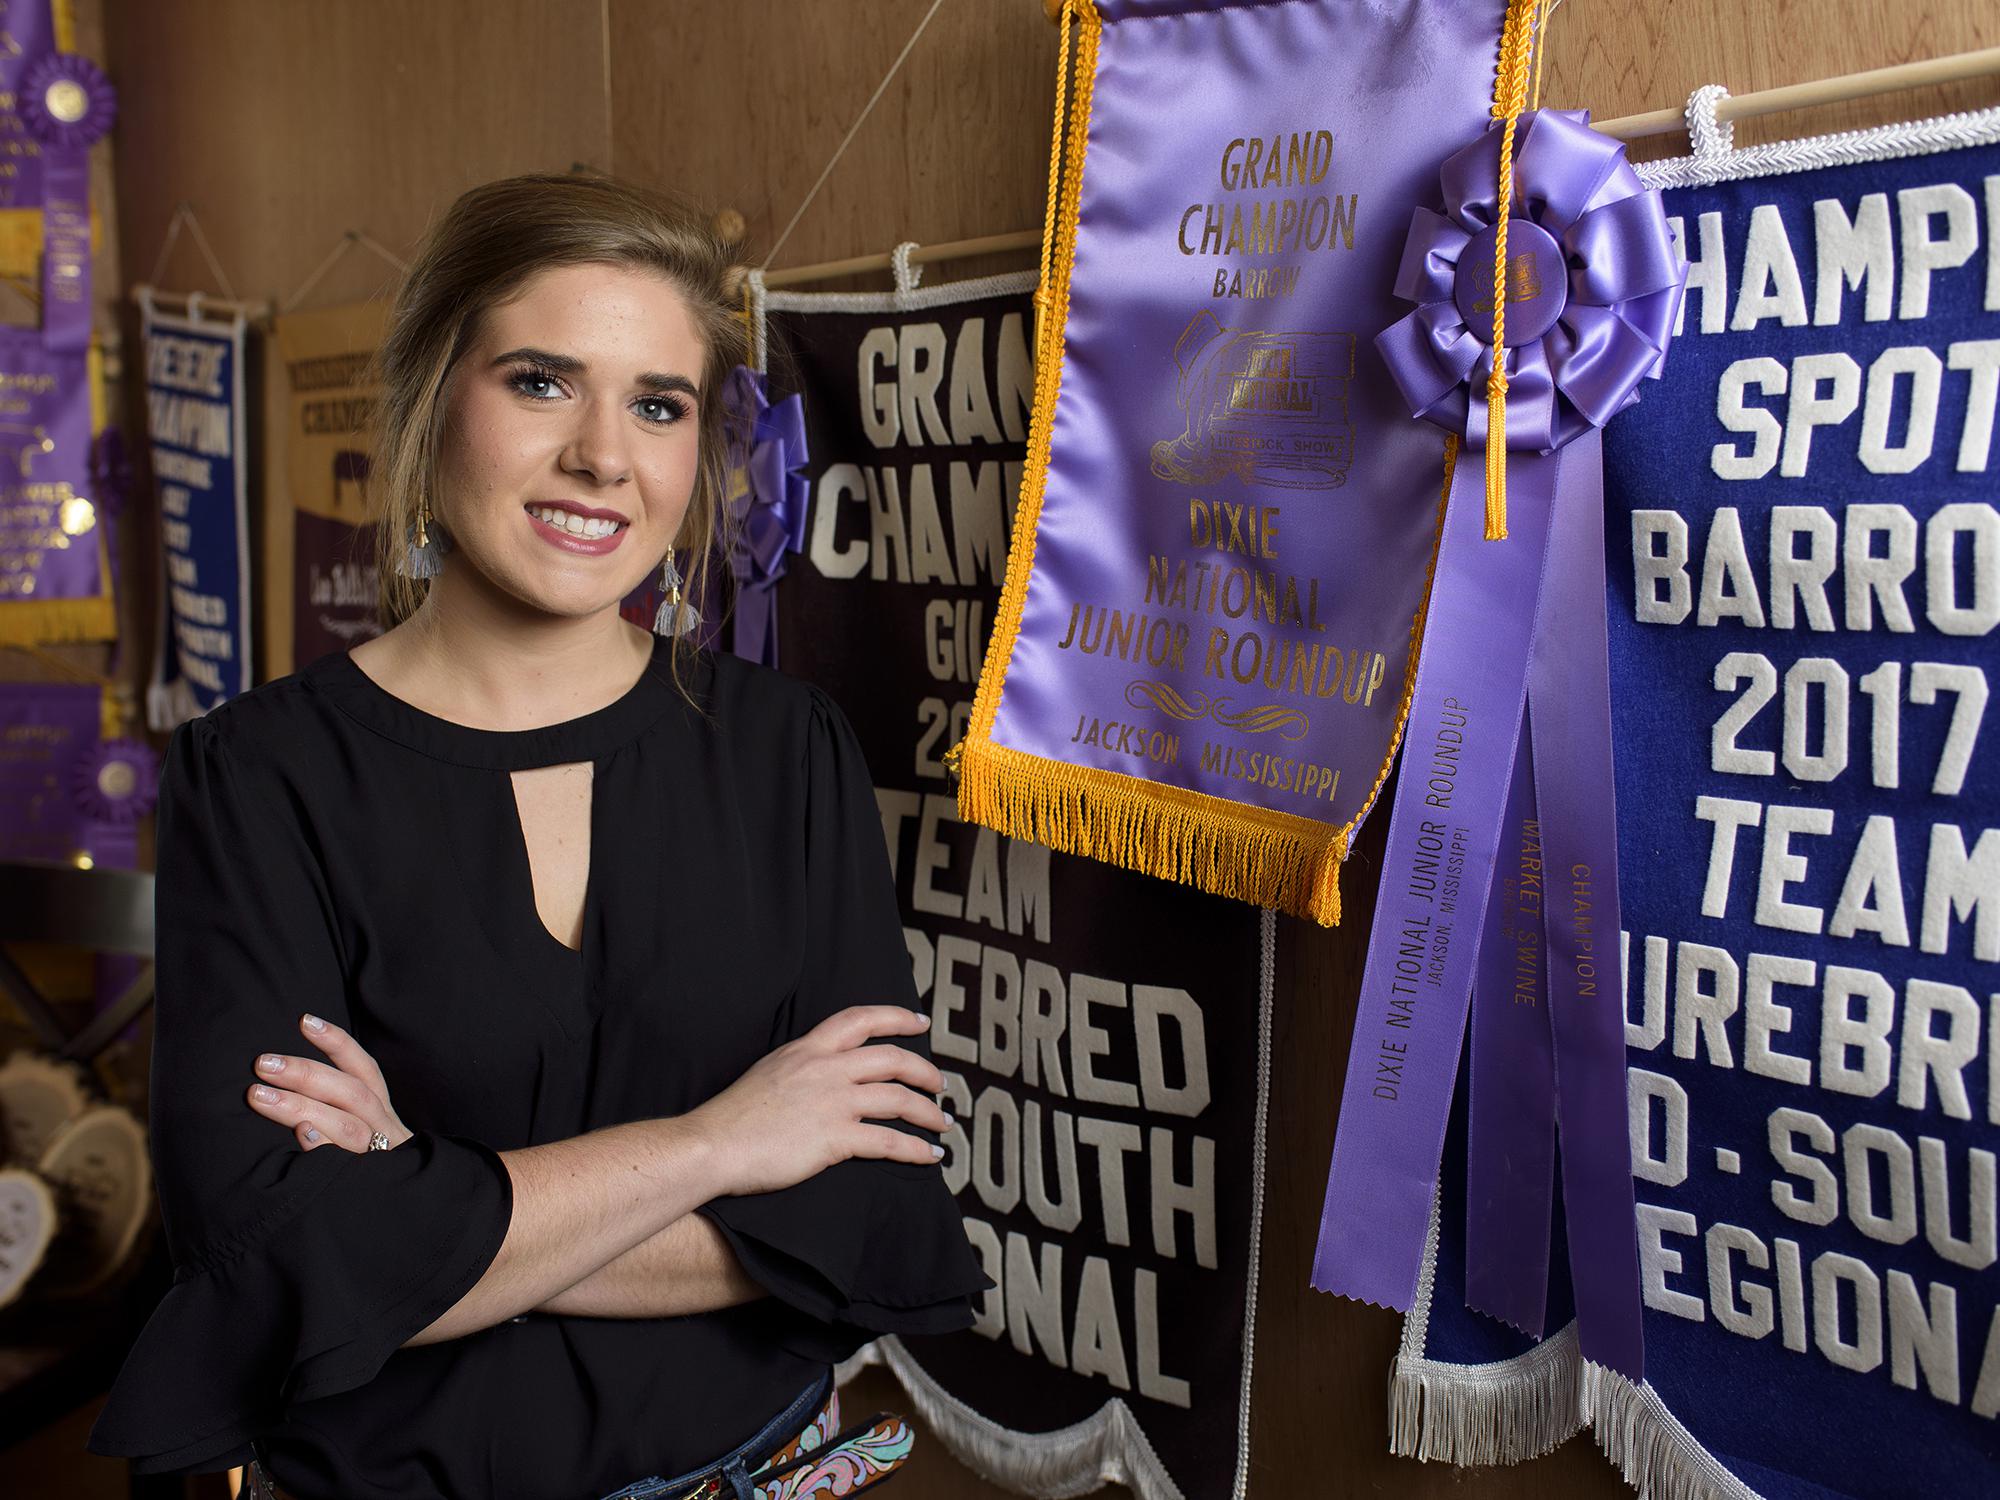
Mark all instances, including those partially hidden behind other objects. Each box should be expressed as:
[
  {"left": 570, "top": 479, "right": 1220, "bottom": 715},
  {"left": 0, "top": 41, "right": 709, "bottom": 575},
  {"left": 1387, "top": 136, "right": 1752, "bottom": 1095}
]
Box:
[{"left": 245, "top": 1012, "right": 414, "bottom": 1153}]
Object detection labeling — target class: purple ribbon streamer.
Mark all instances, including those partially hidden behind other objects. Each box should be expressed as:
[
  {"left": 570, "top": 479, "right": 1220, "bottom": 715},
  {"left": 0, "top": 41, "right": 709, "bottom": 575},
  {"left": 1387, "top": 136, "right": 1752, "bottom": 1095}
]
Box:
[
  {"left": 721, "top": 365, "right": 809, "bottom": 668},
  {"left": 1321, "top": 107, "right": 1679, "bottom": 1345},
  {"left": 1526, "top": 428, "right": 1645, "bottom": 1379},
  {"left": 1310, "top": 447, "right": 1559, "bottom": 1310},
  {"left": 21, "top": 53, "right": 115, "bottom": 355},
  {"left": 1464, "top": 729, "right": 1556, "bottom": 1336},
  {"left": 38, "top": 142, "right": 88, "bottom": 352}
]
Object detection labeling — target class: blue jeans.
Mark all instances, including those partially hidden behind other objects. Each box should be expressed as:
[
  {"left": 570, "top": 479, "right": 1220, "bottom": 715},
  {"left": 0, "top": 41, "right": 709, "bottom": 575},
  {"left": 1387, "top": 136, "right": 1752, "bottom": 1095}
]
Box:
[{"left": 593, "top": 1370, "right": 833, "bottom": 1500}]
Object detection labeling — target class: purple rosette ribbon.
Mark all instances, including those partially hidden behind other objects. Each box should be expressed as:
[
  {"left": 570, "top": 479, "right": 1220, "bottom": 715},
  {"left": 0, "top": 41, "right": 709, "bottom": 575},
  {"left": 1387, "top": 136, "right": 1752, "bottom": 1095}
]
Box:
[
  {"left": 73, "top": 737, "right": 159, "bottom": 825},
  {"left": 1315, "top": 108, "right": 1682, "bottom": 1381},
  {"left": 720, "top": 364, "right": 809, "bottom": 669},
  {"left": 1375, "top": 108, "right": 1680, "bottom": 457},
  {"left": 20, "top": 51, "right": 118, "bottom": 150},
  {"left": 20, "top": 52, "right": 116, "bottom": 355}
]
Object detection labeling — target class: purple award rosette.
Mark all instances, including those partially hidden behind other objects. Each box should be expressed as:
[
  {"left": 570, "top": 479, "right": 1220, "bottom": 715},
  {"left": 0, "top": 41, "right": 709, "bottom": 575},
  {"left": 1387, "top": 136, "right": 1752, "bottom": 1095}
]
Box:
[
  {"left": 1375, "top": 109, "right": 1679, "bottom": 458},
  {"left": 20, "top": 51, "right": 115, "bottom": 354},
  {"left": 73, "top": 737, "right": 160, "bottom": 825},
  {"left": 1313, "top": 107, "right": 1684, "bottom": 1381},
  {"left": 719, "top": 364, "right": 810, "bottom": 668}
]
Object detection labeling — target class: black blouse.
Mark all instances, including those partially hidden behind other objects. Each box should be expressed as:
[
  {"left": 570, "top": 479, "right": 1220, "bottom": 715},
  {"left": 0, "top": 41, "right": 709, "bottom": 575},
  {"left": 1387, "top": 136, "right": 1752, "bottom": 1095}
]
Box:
[{"left": 86, "top": 634, "right": 986, "bottom": 1499}]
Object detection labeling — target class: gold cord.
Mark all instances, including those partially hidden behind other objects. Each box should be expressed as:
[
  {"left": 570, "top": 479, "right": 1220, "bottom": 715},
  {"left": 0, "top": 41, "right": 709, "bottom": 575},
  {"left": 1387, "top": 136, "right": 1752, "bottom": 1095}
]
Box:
[{"left": 1484, "top": 0, "right": 1541, "bottom": 541}]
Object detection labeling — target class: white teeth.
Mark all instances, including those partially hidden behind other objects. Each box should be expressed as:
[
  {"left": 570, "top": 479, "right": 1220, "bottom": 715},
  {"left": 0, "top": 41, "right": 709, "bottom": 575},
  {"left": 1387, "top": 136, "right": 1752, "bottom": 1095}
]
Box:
[{"left": 529, "top": 506, "right": 622, "bottom": 539}]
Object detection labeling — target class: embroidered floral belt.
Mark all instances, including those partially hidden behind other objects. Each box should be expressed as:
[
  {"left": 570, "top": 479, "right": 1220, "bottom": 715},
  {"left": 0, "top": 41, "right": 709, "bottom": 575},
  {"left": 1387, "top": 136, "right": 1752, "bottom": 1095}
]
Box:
[{"left": 242, "top": 1372, "right": 913, "bottom": 1500}]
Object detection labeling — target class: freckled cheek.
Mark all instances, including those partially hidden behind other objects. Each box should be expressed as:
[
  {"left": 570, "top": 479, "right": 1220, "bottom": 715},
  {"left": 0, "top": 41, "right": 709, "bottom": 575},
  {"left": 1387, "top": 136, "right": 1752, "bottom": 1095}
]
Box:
[
  {"left": 642, "top": 443, "right": 703, "bottom": 528},
  {"left": 445, "top": 400, "right": 560, "bottom": 505}
]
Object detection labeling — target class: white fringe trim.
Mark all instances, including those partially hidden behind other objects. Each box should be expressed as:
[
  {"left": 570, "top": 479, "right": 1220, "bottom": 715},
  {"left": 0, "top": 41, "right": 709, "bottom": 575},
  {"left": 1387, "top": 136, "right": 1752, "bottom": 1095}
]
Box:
[
  {"left": 1390, "top": 1324, "right": 1584, "bottom": 1467},
  {"left": 838, "top": 1336, "right": 1187, "bottom": 1500},
  {"left": 1581, "top": 1361, "right": 1763, "bottom": 1500},
  {"left": 1388, "top": 1179, "right": 1588, "bottom": 1466},
  {"left": 834, "top": 908, "right": 1278, "bottom": 1500}
]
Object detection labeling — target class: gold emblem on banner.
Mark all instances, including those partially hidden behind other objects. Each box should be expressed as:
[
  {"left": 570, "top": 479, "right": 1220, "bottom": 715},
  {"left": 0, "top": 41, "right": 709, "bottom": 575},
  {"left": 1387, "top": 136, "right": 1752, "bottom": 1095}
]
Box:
[{"left": 1150, "top": 311, "right": 1355, "bottom": 489}]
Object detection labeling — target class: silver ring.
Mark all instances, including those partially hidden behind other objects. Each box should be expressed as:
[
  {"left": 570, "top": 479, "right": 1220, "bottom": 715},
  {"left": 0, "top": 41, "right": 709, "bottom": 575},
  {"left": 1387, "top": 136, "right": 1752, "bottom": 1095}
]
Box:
[{"left": 367, "top": 1130, "right": 392, "bottom": 1151}]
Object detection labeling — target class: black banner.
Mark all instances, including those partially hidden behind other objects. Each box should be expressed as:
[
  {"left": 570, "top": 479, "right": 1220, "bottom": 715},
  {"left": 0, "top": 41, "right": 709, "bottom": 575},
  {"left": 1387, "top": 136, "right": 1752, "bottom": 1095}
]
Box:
[{"left": 768, "top": 275, "right": 1269, "bottom": 1500}]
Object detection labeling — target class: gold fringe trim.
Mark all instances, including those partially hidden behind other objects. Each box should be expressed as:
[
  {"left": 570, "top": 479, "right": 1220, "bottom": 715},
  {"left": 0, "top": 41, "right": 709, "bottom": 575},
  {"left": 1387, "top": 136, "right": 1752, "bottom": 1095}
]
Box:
[
  {"left": 959, "top": 737, "right": 1348, "bottom": 925},
  {"left": 0, "top": 523, "right": 116, "bottom": 647},
  {"left": 0, "top": 595, "right": 115, "bottom": 645}
]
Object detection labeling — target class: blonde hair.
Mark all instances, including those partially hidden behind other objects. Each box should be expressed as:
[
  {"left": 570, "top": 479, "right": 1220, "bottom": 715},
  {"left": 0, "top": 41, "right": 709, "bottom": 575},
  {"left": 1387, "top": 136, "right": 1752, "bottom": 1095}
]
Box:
[{"left": 370, "top": 171, "right": 746, "bottom": 699}]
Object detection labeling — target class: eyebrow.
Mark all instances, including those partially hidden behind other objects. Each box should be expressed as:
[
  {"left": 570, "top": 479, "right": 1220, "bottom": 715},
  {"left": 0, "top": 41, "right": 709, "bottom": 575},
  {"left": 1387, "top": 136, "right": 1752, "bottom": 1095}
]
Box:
[{"left": 490, "top": 346, "right": 699, "bottom": 400}]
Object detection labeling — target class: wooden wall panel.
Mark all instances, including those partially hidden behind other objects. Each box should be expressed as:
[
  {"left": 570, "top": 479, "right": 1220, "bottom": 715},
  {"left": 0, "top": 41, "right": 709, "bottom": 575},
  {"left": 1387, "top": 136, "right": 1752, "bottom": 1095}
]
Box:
[
  {"left": 608, "top": 0, "right": 1057, "bottom": 274},
  {"left": 105, "top": 0, "right": 610, "bottom": 314},
  {"left": 44, "top": 4, "right": 1999, "bottom": 1500}
]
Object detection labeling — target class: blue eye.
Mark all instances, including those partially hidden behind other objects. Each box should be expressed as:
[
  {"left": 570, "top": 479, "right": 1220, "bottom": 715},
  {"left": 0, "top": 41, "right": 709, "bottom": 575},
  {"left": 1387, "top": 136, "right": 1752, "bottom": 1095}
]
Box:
[
  {"left": 505, "top": 364, "right": 689, "bottom": 428},
  {"left": 507, "top": 367, "right": 564, "bottom": 401},
  {"left": 635, "top": 395, "right": 691, "bottom": 427}
]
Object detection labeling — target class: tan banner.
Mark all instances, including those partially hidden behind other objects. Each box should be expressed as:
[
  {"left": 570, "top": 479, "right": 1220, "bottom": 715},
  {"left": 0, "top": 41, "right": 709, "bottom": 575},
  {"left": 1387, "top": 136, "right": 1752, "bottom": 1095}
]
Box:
[{"left": 265, "top": 299, "right": 386, "bottom": 678}]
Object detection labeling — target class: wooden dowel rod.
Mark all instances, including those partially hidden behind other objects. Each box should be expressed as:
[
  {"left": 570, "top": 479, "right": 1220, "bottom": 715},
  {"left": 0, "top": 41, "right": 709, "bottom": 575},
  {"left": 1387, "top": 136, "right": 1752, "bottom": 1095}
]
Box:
[
  {"left": 1595, "top": 46, "right": 2000, "bottom": 140},
  {"left": 761, "top": 230, "right": 1039, "bottom": 290},
  {"left": 128, "top": 282, "right": 271, "bottom": 319}
]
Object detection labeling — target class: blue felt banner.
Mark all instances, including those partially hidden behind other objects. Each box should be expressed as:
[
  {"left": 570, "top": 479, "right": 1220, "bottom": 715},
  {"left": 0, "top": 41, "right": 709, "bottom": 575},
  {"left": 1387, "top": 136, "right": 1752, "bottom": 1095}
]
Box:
[
  {"left": 1599, "top": 117, "right": 2000, "bottom": 1499},
  {"left": 1393, "top": 111, "right": 2000, "bottom": 1500},
  {"left": 143, "top": 294, "right": 252, "bottom": 728}
]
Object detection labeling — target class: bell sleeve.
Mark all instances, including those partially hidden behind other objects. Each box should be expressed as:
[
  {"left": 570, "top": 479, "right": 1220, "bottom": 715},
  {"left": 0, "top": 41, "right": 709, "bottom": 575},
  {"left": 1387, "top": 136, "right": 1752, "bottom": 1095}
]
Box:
[
  {"left": 87, "top": 713, "right": 514, "bottom": 1474},
  {"left": 697, "top": 685, "right": 990, "bottom": 1362}
]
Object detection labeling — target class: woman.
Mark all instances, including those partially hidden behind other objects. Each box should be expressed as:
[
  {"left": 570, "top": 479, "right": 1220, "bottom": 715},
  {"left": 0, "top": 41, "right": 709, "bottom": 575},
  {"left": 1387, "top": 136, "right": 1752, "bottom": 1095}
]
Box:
[{"left": 88, "top": 173, "right": 988, "bottom": 1499}]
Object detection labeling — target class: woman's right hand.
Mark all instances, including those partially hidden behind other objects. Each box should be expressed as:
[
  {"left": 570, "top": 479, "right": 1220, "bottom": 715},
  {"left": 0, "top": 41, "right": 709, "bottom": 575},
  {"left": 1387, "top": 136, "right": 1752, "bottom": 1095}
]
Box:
[{"left": 688, "top": 1004, "right": 950, "bottom": 1197}]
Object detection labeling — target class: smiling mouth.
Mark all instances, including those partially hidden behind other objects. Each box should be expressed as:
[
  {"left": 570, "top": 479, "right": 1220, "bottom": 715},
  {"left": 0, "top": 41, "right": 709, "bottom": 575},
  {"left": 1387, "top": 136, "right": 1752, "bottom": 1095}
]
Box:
[{"left": 525, "top": 503, "right": 628, "bottom": 540}]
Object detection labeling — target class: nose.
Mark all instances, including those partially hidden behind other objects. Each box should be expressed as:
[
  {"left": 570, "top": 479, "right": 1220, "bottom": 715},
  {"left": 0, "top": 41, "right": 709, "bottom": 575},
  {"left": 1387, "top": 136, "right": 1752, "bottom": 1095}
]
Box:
[{"left": 557, "top": 395, "right": 633, "bottom": 487}]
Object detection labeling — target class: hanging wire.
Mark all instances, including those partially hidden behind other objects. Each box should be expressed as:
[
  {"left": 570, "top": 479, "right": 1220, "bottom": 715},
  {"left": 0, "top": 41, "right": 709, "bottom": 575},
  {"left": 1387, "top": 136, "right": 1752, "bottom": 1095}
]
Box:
[
  {"left": 759, "top": 0, "right": 951, "bottom": 271},
  {"left": 278, "top": 229, "right": 410, "bottom": 315},
  {"left": 146, "top": 201, "right": 240, "bottom": 302},
  {"left": 1530, "top": 0, "right": 1560, "bottom": 112}
]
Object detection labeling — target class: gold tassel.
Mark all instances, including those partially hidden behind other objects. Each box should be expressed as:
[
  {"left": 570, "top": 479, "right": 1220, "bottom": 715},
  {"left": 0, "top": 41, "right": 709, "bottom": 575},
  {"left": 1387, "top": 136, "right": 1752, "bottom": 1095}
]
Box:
[{"left": 1484, "top": 0, "right": 1541, "bottom": 542}]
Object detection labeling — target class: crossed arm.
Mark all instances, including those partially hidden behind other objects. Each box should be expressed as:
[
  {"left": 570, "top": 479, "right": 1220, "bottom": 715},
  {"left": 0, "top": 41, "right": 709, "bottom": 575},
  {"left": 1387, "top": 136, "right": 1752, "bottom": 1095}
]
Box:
[{"left": 241, "top": 1006, "right": 944, "bottom": 1338}]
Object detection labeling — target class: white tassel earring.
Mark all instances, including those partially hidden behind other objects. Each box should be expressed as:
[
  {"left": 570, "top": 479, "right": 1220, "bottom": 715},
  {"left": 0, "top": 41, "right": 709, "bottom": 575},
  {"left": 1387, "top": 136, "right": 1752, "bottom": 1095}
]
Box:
[
  {"left": 396, "top": 497, "right": 449, "bottom": 579},
  {"left": 653, "top": 551, "right": 700, "bottom": 637}
]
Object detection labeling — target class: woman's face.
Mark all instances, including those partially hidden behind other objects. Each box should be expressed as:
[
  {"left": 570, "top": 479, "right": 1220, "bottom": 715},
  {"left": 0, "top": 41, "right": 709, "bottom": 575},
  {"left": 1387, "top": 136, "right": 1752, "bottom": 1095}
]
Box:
[{"left": 433, "top": 261, "right": 706, "bottom": 621}]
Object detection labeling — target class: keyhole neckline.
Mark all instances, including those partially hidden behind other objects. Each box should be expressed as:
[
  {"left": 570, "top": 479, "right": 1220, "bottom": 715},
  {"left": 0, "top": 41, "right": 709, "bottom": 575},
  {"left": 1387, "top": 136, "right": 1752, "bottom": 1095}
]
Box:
[
  {"left": 510, "top": 763, "right": 593, "bottom": 960},
  {"left": 308, "top": 631, "right": 691, "bottom": 770}
]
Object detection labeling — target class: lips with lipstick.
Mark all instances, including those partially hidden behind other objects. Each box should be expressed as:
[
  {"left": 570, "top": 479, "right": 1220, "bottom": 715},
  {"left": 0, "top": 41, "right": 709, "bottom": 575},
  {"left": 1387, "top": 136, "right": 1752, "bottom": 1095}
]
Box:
[{"left": 525, "top": 500, "right": 631, "bottom": 556}]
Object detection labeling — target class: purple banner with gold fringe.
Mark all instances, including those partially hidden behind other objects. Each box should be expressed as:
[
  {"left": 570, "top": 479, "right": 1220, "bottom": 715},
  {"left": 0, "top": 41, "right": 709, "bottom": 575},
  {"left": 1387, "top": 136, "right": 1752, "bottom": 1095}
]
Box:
[
  {"left": 0, "top": 328, "right": 112, "bottom": 643},
  {"left": 953, "top": 0, "right": 1512, "bottom": 926}
]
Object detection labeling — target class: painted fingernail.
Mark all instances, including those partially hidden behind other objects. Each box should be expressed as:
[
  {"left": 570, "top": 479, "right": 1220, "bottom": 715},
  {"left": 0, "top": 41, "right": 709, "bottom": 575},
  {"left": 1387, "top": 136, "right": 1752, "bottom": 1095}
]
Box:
[
  {"left": 301, "top": 1013, "right": 327, "bottom": 1032},
  {"left": 257, "top": 1054, "right": 284, "bottom": 1073},
  {"left": 929, "top": 1143, "right": 945, "bottom": 1159},
  {"left": 252, "top": 1084, "right": 279, "bottom": 1103},
  {"left": 940, "top": 1113, "right": 956, "bottom": 1131},
  {"left": 304, "top": 1126, "right": 322, "bottom": 1143}
]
